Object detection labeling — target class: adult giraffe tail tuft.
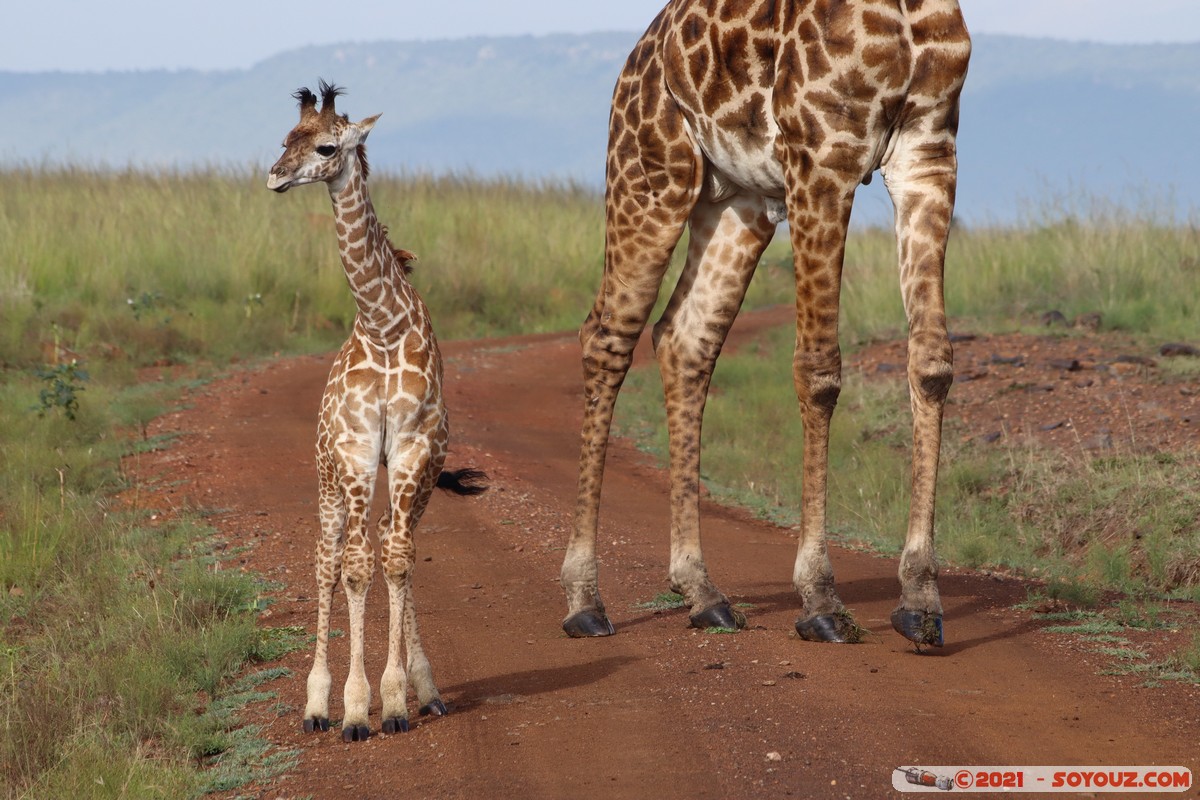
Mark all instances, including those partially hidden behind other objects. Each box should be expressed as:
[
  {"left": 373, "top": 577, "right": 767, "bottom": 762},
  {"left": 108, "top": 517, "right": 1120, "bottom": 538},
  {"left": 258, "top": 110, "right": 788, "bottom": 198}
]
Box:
[{"left": 436, "top": 468, "right": 488, "bottom": 496}]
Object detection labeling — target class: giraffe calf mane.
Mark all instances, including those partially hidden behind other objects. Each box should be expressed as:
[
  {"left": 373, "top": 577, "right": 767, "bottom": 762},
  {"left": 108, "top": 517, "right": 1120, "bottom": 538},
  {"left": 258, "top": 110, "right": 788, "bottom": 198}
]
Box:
[
  {"left": 356, "top": 143, "right": 370, "bottom": 180},
  {"left": 379, "top": 225, "right": 416, "bottom": 275},
  {"left": 355, "top": 143, "right": 410, "bottom": 275}
]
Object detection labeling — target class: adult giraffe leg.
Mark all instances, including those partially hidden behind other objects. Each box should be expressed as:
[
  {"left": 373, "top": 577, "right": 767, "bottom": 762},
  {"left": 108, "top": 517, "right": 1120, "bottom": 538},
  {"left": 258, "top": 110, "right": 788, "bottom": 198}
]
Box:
[
  {"left": 882, "top": 130, "right": 960, "bottom": 648},
  {"left": 783, "top": 176, "right": 862, "bottom": 644},
  {"left": 561, "top": 209, "right": 695, "bottom": 637},
  {"left": 652, "top": 191, "right": 775, "bottom": 629},
  {"left": 560, "top": 73, "right": 703, "bottom": 637}
]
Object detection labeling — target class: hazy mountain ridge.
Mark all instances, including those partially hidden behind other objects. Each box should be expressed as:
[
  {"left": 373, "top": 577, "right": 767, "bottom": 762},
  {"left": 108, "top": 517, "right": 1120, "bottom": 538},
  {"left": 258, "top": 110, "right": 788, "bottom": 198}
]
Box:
[
  {"left": 2, "top": 32, "right": 1197, "bottom": 222},
  {"left": 965, "top": 34, "right": 1200, "bottom": 91}
]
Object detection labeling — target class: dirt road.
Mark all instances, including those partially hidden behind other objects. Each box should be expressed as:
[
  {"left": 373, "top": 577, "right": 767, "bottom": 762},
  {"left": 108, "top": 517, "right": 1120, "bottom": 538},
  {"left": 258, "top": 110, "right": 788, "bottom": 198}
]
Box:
[{"left": 136, "top": 308, "right": 1199, "bottom": 798}]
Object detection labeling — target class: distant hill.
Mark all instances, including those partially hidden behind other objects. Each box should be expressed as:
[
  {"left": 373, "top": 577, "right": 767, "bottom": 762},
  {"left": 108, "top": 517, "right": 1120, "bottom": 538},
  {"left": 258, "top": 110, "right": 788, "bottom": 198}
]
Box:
[{"left": 2, "top": 32, "right": 1198, "bottom": 224}]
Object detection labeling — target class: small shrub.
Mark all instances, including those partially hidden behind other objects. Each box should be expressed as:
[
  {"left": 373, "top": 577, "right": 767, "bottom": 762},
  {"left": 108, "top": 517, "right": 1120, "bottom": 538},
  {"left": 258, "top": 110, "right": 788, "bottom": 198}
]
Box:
[{"left": 32, "top": 362, "right": 89, "bottom": 420}]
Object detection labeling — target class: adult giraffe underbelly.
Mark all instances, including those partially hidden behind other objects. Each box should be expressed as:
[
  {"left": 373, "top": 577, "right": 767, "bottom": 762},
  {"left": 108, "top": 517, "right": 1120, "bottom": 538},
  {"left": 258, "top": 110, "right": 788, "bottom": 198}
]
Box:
[{"left": 682, "top": 110, "right": 787, "bottom": 204}]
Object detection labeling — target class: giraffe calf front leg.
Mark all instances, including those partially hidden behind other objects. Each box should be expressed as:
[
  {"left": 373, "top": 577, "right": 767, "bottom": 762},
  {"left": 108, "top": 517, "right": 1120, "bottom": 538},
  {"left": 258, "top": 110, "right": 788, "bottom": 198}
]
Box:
[
  {"left": 379, "top": 582, "right": 416, "bottom": 732},
  {"left": 304, "top": 488, "right": 343, "bottom": 733},
  {"left": 340, "top": 539, "right": 374, "bottom": 742},
  {"left": 304, "top": 574, "right": 335, "bottom": 732}
]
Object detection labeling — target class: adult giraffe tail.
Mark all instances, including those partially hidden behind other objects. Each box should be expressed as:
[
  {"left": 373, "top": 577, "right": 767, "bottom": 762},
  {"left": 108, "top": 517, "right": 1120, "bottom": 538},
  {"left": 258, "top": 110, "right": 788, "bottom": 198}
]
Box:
[{"left": 436, "top": 468, "right": 488, "bottom": 496}]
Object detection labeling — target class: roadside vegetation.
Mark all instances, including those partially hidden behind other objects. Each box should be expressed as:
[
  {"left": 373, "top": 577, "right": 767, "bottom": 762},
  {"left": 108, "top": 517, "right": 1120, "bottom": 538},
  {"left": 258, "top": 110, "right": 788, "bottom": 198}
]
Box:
[{"left": 2, "top": 167, "right": 1197, "bottom": 796}]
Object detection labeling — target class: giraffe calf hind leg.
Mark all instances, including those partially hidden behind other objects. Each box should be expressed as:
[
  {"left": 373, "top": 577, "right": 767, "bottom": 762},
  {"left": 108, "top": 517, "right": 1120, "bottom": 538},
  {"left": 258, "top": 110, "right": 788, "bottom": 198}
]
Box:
[{"left": 303, "top": 668, "right": 333, "bottom": 733}]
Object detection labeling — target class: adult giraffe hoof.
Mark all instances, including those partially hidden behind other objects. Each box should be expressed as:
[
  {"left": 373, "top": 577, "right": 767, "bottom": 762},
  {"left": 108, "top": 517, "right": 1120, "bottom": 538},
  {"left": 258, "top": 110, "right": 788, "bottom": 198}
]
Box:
[
  {"left": 382, "top": 716, "right": 410, "bottom": 734},
  {"left": 419, "top": 698, "right": 448, "bottom": 717},
  {"left": 341, "top": 723, "right": 370, "bottom": 743},
  {"left": 891, "top": 608, "right": 944, "bottom": 648},
  {"left": 563, "top": 609, "right": 615, "bottom": 637},
  {"left": 302, "top": 716, "right": 330, "bottom": 733},
  {"left": 795, "top": 612, "right": 864, "bottom": 643},
  {"left": 689, "top": 602, "right": 747, "bottom": 631}
]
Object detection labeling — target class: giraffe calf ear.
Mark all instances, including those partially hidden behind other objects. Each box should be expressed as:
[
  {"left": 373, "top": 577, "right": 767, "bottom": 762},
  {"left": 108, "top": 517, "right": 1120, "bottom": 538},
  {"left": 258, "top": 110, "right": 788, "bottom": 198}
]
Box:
[{"left": 357, "top": 114, "right": 382, "bottom": 140}]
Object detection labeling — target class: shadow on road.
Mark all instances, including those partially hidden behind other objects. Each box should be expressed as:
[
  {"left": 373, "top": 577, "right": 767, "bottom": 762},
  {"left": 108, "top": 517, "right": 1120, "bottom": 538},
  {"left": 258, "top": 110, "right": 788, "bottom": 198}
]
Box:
[{"left": 444, "top": 654, "right": 640, "bottom": 710}]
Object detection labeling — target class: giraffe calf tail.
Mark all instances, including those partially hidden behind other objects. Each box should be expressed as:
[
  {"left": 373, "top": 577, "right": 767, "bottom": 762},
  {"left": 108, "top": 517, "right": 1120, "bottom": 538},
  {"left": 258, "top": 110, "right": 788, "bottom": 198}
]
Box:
[{"left": 436, "top": 467, "right": 488, "bottom": 496}]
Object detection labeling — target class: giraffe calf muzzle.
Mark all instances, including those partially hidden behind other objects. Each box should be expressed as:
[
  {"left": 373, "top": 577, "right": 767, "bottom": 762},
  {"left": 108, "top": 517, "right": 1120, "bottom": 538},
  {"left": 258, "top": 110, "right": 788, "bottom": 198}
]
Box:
[{"left": 266, "top": 173, "right": 293, "bottom": 193}]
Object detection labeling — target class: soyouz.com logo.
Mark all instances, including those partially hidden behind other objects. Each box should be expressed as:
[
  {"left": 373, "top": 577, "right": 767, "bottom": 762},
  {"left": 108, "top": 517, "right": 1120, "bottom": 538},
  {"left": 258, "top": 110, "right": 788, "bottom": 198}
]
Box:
[{"left": 894, "top": 766, "right": 1192, "bottom": 793}]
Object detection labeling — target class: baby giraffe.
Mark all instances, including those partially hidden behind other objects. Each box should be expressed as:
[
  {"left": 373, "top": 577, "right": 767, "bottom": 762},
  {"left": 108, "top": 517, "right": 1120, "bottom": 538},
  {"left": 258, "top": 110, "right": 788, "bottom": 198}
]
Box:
[{"left": 267, "top": 81, "right": 484, "bottom": 742}]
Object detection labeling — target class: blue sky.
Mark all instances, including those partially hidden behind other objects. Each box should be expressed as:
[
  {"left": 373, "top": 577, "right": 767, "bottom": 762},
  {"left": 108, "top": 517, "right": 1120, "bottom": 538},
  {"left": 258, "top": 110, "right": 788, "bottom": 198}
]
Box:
[{"left": 5, "top": 1, "right": 1199, "bottom": 73}]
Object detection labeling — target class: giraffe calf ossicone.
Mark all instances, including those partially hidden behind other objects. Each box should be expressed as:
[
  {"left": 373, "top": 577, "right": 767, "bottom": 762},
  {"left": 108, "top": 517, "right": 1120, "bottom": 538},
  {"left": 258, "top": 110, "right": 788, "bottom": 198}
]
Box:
[{"left": 267, "top": 81, "right": 485, "bottom": 742}]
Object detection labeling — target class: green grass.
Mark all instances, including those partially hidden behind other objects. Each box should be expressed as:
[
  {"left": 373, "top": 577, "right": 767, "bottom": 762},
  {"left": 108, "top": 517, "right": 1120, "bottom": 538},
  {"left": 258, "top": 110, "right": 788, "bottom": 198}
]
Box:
[
  {"left": 634, "top": 592, "right": 687, "bottom": 611},
  {"left": 845, "top": 201, "right": 1200, "bottom": 343},
  {"left": 7, "top": 167, "right": 1194, "bottom": 369},
  {"left": 0, "top": 502, "right": 300, "bottom": 798},
  {"left": 0, "top": 167, "right": 611, "bottom": 372},
  {"left": 1095, "top": 625, "right": 1200, "bottom": 686},
  {"left": 1041, "top": 618, "right": 1126, "bottom": 637},
  {"left": 1030, "top": 598, "right": 1199, "bottom": 685}
]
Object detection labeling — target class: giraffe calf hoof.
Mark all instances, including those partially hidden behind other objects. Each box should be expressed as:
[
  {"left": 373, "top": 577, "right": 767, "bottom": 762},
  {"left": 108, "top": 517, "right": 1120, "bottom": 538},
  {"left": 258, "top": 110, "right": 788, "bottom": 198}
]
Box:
[
  {"left": 891, "top": 608, "right": 944, "bottom": 648},
  {"left": 303, "top": 716, "right": 330, "bottom": 733},
  {"left": 341, "top": 723, "right": 370, "bottom": 743},
  {"left": 795, "top": 612, "right": 864, "bottom": 643},
  {"left": 382, "top": 717, "right": 410, "bottom": 734},
  {"left": 563, "top": 609, "right": 615, "bottom": 638},
  {"left": 689, "top": 602, "right": 747, "bottom": 631},
  {"left": 419, "top": 698, "right": 448, "bottom": 717}
]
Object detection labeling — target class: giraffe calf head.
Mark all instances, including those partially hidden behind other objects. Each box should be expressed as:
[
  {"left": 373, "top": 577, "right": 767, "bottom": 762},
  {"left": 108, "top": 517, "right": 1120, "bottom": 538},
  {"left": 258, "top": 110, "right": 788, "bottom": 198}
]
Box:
[{"left": 267, "top": 79, "right": 379, "bottom": 194}]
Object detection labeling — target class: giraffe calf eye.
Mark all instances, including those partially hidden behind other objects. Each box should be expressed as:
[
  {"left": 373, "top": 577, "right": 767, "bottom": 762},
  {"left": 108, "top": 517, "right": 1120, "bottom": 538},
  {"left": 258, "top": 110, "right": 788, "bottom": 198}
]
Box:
[{"left": 316, "top": 144, "right": 336, "bottom": 157}]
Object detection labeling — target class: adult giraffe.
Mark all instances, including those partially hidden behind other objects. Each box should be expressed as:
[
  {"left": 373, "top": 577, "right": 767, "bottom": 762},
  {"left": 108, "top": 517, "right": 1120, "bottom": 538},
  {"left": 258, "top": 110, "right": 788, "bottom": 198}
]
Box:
[{"left": 560, "top": 0, "right": 970, "bottom": 646}]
